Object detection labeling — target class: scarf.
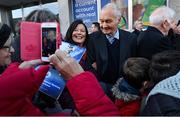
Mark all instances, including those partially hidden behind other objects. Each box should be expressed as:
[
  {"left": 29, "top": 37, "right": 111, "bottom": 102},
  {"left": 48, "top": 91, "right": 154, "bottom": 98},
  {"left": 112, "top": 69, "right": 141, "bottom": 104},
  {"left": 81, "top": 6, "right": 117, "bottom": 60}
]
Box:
[{"left": 146, "top": 71, "right": 180, "bottom": 103}]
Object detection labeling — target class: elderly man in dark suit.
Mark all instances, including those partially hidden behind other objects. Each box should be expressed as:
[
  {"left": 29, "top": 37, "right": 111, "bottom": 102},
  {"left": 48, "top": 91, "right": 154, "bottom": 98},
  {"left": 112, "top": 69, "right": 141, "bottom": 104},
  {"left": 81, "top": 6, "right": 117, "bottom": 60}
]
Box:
[
  {"left": 86, "top": 3, "right": 137, "bottom": 99},
  {"left": 137, "top": 6, "right": 180, "bottom": 60}
]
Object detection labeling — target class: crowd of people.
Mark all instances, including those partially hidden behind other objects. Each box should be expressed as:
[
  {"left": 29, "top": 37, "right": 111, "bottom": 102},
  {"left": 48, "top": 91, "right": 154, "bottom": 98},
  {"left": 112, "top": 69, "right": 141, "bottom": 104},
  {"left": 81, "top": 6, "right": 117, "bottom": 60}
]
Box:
[{"left": 0, "top": 2, "right": 180, "bottom": 116}]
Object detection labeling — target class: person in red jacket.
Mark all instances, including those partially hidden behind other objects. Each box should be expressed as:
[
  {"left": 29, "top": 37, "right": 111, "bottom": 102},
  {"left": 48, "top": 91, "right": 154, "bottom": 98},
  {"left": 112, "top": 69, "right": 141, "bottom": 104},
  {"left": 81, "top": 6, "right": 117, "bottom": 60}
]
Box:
[
  {"left": 111, "top": 57, "right": 150, "bottom": 116},
  {"left": 0, "top": 50, "right": 120, "bottom": 116},
  {"left": 49, "top": 49, "right": 121, "bottom": 116},
  {"left": 0, "top": 22, "right": 120, "bottom": 115},
  {"left": 0, "top": 22, "right": 50, "bottom": 115},
  {"left": 0, "top": 57, "right": 120, "bottom": 116},
  {"left": 0, "top": 62, "right": 49, "bottom": 116}
]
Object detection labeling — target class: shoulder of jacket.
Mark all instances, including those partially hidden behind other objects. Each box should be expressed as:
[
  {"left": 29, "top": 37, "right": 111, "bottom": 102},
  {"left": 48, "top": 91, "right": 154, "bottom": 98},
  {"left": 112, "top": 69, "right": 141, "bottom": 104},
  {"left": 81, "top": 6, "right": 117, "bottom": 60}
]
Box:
[{"left": 89, "top": 31, "right": 104, "bottom": 40}]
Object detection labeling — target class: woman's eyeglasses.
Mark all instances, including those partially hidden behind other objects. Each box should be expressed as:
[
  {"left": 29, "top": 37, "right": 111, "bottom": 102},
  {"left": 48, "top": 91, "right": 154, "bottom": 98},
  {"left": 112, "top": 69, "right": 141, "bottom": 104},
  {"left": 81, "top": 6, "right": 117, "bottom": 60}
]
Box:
[{"left": 0, "top": 46, "right": 11, "bottom": 52}]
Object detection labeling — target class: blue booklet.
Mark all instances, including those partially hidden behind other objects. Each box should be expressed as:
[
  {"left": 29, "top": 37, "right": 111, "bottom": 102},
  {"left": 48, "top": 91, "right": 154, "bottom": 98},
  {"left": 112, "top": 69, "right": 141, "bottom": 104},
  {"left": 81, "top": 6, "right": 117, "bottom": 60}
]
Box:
[
  {"left": 60, "top": 41, "right": 86, "bottom": 62},
  {"left": 38, "top": 67, "right": 65, "bottom": 100},
  {"left": 38, "top": 41, "right": 86, "bottom": 100}
]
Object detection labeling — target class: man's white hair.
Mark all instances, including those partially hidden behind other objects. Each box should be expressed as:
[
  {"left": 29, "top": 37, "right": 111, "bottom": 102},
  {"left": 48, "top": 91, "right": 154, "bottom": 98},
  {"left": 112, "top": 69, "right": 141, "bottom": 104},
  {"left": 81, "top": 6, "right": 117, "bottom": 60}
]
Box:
[
  {"left": 149, "top": 6, "right": 175, "bottom": 26},
  {"left": 102, "top": 3, "right": 121, "bottom": 18}
]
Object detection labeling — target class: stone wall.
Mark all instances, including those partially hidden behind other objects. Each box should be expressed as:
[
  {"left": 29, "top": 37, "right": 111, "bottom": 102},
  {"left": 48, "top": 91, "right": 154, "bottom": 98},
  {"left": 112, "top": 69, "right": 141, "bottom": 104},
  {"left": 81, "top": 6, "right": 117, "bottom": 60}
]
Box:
[{"left": 169, "top": 0, "right": 180, "bottom": 21}]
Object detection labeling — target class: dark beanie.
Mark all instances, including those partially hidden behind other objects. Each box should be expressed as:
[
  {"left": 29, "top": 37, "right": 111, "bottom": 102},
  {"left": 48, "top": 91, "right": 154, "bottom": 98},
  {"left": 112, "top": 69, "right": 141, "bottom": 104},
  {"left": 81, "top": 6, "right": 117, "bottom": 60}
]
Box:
[{"left": 0, "top": 24, "right": 11, "bottom": 48}]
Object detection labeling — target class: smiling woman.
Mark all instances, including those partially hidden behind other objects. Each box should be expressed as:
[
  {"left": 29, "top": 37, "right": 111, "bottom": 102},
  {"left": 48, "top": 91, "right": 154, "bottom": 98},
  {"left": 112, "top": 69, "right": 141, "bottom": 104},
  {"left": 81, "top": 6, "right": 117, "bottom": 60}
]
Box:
[
  {"left": 64, "top": 19, "right": 89, "bottom": 47},
  {"left": 58, "top": 19, "right": 89, "bottom": 110}
]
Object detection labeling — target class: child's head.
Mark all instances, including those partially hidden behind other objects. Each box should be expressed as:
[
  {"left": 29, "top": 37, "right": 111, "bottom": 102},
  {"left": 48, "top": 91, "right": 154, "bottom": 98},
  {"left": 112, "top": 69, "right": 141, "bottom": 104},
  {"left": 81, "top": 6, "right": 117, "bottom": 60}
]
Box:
[
  {"left": 123, "top": 57, "right": 150, "bottom": 89},
  {"left": 149, "top": 50, "right": 180, "bottom": 84}
]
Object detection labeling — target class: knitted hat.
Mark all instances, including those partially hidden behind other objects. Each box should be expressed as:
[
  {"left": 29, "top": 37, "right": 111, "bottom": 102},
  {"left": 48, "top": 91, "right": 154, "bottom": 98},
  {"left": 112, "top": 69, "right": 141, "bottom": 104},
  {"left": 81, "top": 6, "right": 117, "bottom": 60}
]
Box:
[{"left": 0, "top": 23, "right": 11, "bottom": 48}]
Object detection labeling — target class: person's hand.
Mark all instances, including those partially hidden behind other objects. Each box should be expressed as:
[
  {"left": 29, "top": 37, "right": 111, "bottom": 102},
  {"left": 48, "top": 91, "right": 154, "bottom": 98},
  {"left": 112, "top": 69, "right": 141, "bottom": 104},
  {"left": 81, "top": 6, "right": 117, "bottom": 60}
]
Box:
[
  {"left": 92, "top": 62, "right": 97, "bottom": 70},
  {"left": 134, "top": 20, "right": 143, "bottom": 31},
  {"left": 173, "top": 24, "right": 180, "bottom": 35},
  {"left": 49, "top": 49, "right": 84, "bottom": 80},
  {"left": 19, "top": 59, "right": 43, "bottom": 69}
]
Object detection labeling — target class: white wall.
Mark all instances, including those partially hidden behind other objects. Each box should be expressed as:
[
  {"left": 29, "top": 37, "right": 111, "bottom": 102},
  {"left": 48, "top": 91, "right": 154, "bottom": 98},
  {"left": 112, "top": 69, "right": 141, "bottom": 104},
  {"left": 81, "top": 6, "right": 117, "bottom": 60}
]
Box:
[
  {"left": 169, "top": 0, "right": 180, "bottom": 21},
  {"left": 58, "top": 0, "right": 71, "bottom": 38},
  {"left": 0, "top": 8, "right": 11, "bottom": 25}
]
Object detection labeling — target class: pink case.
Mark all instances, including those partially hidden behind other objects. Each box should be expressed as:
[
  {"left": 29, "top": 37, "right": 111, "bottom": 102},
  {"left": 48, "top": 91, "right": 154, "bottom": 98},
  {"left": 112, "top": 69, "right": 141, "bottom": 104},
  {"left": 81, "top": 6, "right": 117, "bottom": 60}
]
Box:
[
  {"left": 21, "top": 22, "right": 61, "bottom": 61},
  {"left": 20, "top": 22, "right": 41, "bottom": 61}
]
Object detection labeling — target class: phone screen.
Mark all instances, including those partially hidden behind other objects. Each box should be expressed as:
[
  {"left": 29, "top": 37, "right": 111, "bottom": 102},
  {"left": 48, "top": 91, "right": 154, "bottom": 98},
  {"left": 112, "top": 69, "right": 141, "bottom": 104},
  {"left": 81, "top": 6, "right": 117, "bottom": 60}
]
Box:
[{"left": 41, "top": 27, "right": 57, "bottom": 61}]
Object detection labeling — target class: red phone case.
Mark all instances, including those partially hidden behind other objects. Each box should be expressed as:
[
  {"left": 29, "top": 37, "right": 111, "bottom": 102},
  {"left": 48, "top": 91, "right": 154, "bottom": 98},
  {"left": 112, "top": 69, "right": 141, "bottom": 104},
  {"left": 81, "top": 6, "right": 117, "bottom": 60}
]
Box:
[
  {"left": 20, "top": 22, "right": 41, "bottom": 61},
  {"left": 21, "top": 22, "right": 61, "bottom": 61}
]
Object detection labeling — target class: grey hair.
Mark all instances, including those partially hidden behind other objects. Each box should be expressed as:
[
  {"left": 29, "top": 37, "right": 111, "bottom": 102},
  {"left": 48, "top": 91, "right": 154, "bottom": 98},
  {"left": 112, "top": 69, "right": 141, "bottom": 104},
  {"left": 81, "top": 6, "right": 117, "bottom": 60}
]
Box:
[
  {"left": 149, "top": 6, "right": 175, "bottom": 26},
  {"left": 102, "top": 3, "right": 121, "bottom": 18}
]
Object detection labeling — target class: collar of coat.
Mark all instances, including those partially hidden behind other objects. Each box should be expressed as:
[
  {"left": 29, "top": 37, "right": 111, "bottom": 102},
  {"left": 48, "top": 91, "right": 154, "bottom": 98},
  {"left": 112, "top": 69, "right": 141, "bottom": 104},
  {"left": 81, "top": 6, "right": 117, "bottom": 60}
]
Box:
[{"left": 112, "top": 78, "right": 140, "bottom": 102}]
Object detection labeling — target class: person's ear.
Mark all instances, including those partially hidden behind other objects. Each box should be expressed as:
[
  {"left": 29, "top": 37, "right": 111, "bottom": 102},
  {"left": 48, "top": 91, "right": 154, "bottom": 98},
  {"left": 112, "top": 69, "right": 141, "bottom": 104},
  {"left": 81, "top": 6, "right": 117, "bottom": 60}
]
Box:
[
  {"left": 162, "top": 20, "right": 170, "bottom": 30},
  {"left": 116, "top": 17, "right": 121, "bottom": 24}
]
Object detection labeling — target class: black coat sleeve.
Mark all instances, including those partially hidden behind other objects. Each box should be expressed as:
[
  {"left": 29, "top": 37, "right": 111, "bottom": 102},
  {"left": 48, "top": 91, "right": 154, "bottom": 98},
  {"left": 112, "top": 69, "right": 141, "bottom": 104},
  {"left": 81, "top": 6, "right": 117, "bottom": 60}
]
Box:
[
  {"left": 130, "top": 33, "right": 138, "bottom": 57},
  {"left": 85, "top": 33, "right": 98, "bottom": 77}
]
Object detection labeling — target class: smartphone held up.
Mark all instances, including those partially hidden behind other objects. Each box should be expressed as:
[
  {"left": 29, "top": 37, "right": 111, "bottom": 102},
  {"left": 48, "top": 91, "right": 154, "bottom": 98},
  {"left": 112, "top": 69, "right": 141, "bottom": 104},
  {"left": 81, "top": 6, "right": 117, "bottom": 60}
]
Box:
[{"left": 41, "top": 22, "right": 59, "bottom": 62}]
